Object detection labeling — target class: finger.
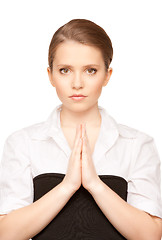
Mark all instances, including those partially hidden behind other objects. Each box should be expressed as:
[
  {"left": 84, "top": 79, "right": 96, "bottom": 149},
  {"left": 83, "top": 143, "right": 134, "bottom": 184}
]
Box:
[
  {"left": 82, "top": 124, "right": 87, "bottom": 144},
  {"left": 82, "top": 123, "right": 84, "bottom": 137},
  {"left": 82, "top": 136, "right": 86, "bottom": 159},
  {"left": 84, "top": 123, "right": 87, "bottom": 137},
  {"left": 73, "top": 124, "right": 82, "bottom": 155},
  {"left": 73, "top": 135, "right": 82, "bottom": 159},
  {"left": 83, "top": 134, "right": 92, "bottom": 157},
  {"left": 77, "top": 137, "right": 83, "bottom": 153},
  {"left": 83, "top": 123, "right": 87, "bottom": 138},
  {"left": 83, "top": 123, "right": 90, "bottom": 149}
]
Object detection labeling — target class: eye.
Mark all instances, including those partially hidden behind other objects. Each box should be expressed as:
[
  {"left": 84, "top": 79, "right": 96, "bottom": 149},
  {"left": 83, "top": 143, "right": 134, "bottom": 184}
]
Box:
[
  {"left": 86, "top": 68, "right": 97, "bottom": 74},
  {"left": 59, "top": 68, "right": 70, "bottom": 74}
]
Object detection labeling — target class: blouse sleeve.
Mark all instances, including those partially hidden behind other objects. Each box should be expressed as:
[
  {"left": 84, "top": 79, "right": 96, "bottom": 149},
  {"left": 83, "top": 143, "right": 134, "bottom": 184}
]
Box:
[
  {"left": 0, "top": 129, "right": 33, "bottom": 214},
  {"left": 127, "top": 133, "right": 162, "bottom": 218}
]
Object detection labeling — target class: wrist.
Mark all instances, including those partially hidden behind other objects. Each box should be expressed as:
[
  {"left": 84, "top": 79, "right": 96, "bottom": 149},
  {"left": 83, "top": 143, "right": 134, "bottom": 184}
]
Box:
[
  {"left": 61, "top": 180, "right": 77, "bottom": 195},
  {"left": 86, "top": 177, "right": 104, "bottom": 195}
]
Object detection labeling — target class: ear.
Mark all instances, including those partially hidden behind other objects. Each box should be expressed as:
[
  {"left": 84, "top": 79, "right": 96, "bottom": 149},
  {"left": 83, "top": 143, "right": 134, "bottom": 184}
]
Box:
[
  {"left": 102, "top": 67, "right": 113, "bottom": 87},
  {"left": 47, "top": 67, "right": 55, "bottom": 87}
]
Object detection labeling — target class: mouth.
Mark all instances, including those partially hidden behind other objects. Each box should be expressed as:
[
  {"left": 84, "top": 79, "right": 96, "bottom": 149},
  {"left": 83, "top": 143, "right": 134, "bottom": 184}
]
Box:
[
  {"left": 69, "top": 95, "right": 87, "bottom": 101},
  {"left": 69, "top": 94, "right": 86, "bottom": 97}
]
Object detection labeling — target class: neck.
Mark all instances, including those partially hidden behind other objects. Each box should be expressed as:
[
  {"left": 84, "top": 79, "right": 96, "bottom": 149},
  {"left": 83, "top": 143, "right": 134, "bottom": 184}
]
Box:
[{"left": 60, "top": 103, "right": 101, "bottom": 128}]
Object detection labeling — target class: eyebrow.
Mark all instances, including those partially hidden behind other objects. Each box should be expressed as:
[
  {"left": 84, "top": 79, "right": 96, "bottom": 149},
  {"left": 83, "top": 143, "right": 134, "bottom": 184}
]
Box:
[{"left": 56, "top": 64, "right": 100, "bottom": 68}]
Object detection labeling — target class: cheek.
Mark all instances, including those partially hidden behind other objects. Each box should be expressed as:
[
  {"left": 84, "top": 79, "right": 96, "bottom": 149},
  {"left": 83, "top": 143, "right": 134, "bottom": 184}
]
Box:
[
  {"left": 52, "top": 75, "right": 68, "bottom": 94},
  {"left": 52, "top": 79, "right": 65, "bottom": 97},
  {"left": 55, "top": 85, "right": 68, "bottom": 103},
  {"left": 55, "top": 84, "right": 66, "bottom": 97},
  {"left": 89, "top": 78, "right": 104, "bottom": 96}
]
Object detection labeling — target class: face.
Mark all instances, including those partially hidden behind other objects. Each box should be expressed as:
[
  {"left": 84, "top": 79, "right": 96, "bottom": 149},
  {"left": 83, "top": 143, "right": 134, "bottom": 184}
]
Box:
[{"left": 47, "top": 40, "right": 112, "bottom": 112}]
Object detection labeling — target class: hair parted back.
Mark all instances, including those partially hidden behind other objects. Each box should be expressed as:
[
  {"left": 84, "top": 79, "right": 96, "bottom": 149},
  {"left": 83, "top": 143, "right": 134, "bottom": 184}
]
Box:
[{"left": 48, "top": 19, "right": 113, "bottom": 72}]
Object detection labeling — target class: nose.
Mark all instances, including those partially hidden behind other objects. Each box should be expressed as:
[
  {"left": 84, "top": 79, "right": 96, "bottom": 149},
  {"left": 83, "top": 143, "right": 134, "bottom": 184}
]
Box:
[{"left": 71, "top": 71, "right": 84, "bottom": 89}]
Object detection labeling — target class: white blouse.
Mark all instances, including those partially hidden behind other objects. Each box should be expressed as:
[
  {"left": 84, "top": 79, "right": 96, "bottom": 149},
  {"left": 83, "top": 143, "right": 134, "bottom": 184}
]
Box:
[{"left": 0, "top": 104, "right": 162, "bottom": 218}]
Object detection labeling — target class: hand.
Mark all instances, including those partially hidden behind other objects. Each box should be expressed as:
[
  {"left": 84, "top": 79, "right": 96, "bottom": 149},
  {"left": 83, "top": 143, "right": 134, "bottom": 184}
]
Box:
[
  {"left": 81, "top": 123, "right": 101, "bottom": 191},
  {"left": 62, "top": 124, "right": 82, "bottom": 192}
]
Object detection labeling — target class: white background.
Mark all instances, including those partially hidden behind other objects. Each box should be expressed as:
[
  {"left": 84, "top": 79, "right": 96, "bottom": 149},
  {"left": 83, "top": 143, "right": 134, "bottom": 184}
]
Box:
[{"left": 0, "top": 0, "right": 162, "bottom": 194}]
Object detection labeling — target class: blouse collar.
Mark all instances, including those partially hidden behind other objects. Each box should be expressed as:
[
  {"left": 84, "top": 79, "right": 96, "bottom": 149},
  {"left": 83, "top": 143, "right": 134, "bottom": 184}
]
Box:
[{"left": 31, "top": 104, "right": 136, "bottom": 158}]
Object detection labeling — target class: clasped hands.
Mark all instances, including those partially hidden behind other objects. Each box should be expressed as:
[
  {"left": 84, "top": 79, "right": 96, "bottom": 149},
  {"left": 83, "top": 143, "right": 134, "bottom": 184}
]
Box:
[
  {"left": 64, "top": 123, "right": 101, "bottom": 193},
  {"left": 80, "top": 123, "right": 101, "bottom": 191}
]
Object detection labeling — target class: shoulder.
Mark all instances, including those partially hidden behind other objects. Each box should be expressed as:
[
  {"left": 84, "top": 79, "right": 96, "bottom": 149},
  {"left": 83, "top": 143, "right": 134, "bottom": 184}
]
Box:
[
  {"left": 117, "top": 123, "right": 160, "bottom": 166},
  {"left": 101, "top": 107, "right": 153, "bottom": 142},
  {"left": 117, "top": 123, "right": 153, "bottom": 143},
  {"left": 118, "top": 123, "right": 157, "bottom": 155},
  {"left": 4, "top": 121, "right": 45, "bottom": 145}
]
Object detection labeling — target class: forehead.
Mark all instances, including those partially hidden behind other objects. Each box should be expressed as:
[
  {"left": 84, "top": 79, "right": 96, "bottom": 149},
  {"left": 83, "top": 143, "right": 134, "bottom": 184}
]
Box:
[{"left": 54, "top": 40, "right": 103, "bottom": 65}]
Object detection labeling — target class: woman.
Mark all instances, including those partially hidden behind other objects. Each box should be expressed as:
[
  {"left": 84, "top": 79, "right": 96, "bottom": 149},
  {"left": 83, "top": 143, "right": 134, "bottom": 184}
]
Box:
[{"left": 0, "top": 18, "right": 162, "bottom": 239}]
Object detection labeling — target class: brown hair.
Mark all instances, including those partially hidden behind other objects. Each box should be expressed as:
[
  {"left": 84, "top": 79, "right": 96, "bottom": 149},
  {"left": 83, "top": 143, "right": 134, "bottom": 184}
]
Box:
[{"left": 48, "top": 19, "right": 113, "bottom": 72}]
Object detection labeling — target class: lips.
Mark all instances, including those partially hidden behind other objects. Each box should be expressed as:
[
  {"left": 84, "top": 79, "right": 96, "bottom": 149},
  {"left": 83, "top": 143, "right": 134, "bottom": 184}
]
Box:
[
  {"left": 69, "top": 95, "right": 87, "bottom": 101},
  {"left": 70, "top": 94, "right": 86, "bottom": 97}
]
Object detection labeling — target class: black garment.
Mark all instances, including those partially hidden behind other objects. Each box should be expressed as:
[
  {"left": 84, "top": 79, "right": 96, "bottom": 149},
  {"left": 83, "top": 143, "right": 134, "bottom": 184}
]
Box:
[{"left": 33, "top": 173, "right": 127, "bottom": 240}]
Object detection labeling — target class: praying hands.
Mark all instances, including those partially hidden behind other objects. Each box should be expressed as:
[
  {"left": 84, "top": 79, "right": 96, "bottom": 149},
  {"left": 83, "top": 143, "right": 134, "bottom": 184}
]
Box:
[{"left": 62, "top": 123, "right": 101, "bottom": 192}]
